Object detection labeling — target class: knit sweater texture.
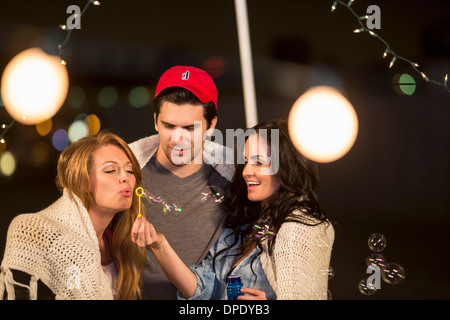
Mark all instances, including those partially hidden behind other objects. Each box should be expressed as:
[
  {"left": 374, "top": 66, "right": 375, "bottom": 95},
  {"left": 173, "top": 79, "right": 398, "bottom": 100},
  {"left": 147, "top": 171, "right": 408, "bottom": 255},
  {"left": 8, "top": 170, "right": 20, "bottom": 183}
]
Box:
[{"left": 0, "top": 190, "right": 114, "bottom": 300}]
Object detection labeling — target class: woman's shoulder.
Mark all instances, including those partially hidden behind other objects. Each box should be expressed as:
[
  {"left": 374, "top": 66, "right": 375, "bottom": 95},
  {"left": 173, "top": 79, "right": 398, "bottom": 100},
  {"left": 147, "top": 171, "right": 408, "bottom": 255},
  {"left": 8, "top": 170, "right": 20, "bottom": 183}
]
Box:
[
  {"left": 6, "top": 212, "right": 62, "bottom": 244},
  {"left": 278, "top": 210, "right": 335, "bottom": 244}
]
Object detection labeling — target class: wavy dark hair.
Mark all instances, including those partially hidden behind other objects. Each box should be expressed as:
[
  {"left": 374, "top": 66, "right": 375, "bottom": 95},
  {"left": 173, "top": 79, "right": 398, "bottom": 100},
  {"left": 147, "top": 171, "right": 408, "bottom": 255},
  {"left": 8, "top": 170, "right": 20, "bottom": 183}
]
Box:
[{"left": 213, "top": 118, "right": 329, "bottom": 277}]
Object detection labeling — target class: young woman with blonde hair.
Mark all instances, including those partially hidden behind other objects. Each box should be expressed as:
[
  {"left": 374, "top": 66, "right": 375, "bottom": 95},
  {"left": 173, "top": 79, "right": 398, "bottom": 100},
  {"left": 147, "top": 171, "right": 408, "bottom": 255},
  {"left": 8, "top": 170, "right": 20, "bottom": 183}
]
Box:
[{"left": 0, "top": 131, "right": 146, "bottom": 300}]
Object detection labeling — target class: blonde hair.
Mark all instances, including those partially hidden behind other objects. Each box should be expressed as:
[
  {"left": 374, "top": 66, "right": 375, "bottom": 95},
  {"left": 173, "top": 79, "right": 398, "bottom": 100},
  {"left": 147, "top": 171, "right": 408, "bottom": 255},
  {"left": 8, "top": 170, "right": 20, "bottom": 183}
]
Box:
[{"left": 56, "top": 130, "right": 147, "bottom": 300}]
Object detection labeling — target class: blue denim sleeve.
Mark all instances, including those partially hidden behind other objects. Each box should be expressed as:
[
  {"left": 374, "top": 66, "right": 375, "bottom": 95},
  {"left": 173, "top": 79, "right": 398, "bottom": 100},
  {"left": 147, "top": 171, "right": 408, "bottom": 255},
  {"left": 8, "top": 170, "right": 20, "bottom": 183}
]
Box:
[{"left": 177, "top": 251, "right": 217, "bottom": 300}]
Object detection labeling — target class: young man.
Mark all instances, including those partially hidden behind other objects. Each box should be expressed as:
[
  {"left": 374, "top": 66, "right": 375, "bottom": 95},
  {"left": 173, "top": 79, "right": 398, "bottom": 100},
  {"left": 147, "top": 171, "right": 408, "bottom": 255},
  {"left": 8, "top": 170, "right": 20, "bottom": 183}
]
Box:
[{"left": 130, "top": 66, "right": 234, "bottom": 299}]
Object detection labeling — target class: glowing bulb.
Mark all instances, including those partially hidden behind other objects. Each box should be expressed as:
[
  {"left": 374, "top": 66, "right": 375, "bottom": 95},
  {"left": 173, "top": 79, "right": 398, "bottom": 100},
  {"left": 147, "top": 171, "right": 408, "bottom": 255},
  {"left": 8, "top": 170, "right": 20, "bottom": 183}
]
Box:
[
  {"left": 389, "top": 56, "right": 397, "bottom": 68},
  {"left": 331, "top": 1, "right": 338, "bottom": 11},
  {"left": 383, "top": 49, "right": 389, "bottom": 58},
  {"left": 288, "top": 86, "right": 359, "bottom": 163},
  {"left": 353, "top": 28, "right": 364, "bottom": 33},
  {"left": 1, "top": 48, "right": 69, "bottom": 125},
  {"left": 420, "top": 72, "right": 429, "bottom": 81}
]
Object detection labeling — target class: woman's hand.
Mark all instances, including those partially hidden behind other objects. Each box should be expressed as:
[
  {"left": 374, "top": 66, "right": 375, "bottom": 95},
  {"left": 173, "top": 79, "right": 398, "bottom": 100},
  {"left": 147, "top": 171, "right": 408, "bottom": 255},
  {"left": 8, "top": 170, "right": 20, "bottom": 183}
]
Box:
[
  {"left": 238, "top": 288, "right": 267, "bottom": 300},
  {"left": 131, "top": 216, "right": 197, "bottom": 298},
  {"left": 131, "top": 216, "right": 163, "bottom": 249}
]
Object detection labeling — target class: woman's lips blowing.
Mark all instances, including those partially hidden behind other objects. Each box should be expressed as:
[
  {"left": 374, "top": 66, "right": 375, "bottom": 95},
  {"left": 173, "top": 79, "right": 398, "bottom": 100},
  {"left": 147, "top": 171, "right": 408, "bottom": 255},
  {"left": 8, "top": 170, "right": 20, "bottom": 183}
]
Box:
[{"left": 119, "top": 188, "right": 132, "bottom": 197}]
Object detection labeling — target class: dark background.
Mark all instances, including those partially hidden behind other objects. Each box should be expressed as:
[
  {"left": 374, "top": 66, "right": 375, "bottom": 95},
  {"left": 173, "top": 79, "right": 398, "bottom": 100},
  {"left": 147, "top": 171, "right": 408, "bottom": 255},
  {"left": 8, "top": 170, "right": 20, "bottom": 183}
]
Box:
[{"left": 0, "top": 0, "right": 449, "bottom": 299}]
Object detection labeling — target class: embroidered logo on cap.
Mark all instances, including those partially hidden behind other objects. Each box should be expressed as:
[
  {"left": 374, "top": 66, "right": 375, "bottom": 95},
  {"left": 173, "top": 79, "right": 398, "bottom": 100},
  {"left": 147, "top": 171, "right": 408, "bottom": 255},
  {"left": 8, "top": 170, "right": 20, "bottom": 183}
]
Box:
[{"left": 182, "top": 70, "right": 190, "bottom": 80}]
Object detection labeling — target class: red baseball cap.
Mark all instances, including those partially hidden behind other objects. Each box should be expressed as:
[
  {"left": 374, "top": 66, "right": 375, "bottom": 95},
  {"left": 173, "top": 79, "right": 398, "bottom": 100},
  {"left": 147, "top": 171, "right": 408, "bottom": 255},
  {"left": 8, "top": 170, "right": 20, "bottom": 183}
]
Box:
[{"left": 155, "top": 66, "right": 218, "bottom": 109}]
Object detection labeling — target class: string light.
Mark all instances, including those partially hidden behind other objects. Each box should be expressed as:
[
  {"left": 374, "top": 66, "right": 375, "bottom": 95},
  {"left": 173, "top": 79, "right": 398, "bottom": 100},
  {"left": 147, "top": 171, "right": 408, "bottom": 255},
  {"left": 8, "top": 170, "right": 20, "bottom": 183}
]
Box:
[
  {"left": 389, "top": 57, "right": 397, "bottom": 69},
  {"left": 0, "top": 1, "right": 101, "bottom": 147},
  {"left": 330, "top": 0, "right": 450, "bottom": 93},
  {"left": 58, "top": 0, "right": 101, "bottom": 63},
  {"left": 0, "top": 120, "right": 16, "bottom": 145}
]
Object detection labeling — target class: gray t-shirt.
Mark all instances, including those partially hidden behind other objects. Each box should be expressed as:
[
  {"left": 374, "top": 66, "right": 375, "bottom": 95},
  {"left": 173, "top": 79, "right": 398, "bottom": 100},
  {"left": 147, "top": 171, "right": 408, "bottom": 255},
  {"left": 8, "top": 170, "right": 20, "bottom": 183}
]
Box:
[{"left": 141, "top": 156, "right": 230, "bottom": 300}]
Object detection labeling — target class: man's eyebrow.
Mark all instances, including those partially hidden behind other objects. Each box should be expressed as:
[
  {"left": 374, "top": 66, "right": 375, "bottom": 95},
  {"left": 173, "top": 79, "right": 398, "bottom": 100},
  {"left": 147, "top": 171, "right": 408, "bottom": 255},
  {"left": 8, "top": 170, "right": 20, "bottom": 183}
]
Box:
[{"left": 160, "top": 120, "right": 197, "bottom": 129}]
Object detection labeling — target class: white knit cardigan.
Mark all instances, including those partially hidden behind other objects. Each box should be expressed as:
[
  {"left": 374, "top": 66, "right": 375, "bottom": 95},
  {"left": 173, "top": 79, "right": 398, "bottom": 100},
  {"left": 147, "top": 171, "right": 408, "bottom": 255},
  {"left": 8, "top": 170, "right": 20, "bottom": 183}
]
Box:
[
  {"left": 0, "top": 189, "right": 114, "bottom": 300},
  {"left": 260, "top": 211, "right": 335, "bottom": 300}
]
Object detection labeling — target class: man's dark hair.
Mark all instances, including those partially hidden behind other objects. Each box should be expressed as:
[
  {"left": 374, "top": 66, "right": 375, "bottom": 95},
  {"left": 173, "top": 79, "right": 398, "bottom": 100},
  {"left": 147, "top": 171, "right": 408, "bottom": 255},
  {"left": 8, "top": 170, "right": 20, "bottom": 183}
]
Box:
[{"left": 153, "top": 87, "right": 217, "bottom": 129}]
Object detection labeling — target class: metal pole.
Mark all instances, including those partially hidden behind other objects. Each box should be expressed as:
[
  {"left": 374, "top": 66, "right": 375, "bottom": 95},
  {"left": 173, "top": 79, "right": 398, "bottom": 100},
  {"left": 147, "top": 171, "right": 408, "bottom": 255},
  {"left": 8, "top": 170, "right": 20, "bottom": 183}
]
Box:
[{"left": 234, "top": 0, "right": 258, "bottom": 128}]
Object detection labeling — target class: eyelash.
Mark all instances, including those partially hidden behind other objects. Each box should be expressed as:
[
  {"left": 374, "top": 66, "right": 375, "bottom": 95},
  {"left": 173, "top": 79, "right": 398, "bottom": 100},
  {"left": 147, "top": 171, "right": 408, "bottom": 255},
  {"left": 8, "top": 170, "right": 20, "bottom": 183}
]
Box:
[
  {"left": 244, "top": 161, "right": 263, "bottom": 166},
  {"left": 164, "top": 125, "right": 195, "bottom": 131},
  {"left": 105, "top": 170, "right": 135, "bottom": 174}
]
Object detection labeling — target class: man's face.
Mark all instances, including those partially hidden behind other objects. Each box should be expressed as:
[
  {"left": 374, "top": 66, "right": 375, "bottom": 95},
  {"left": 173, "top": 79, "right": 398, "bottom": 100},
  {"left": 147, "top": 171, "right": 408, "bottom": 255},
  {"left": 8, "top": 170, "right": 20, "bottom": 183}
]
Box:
[{"left": 154, "top": 101, "right": 216, "bottom": 168}]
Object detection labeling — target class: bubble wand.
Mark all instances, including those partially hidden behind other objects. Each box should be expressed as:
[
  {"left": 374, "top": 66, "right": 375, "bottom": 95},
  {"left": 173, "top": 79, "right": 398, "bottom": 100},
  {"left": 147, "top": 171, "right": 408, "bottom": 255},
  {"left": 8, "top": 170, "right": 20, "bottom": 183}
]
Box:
[{"left": 135, "top": 187, "right": 145, "bottom": 218}]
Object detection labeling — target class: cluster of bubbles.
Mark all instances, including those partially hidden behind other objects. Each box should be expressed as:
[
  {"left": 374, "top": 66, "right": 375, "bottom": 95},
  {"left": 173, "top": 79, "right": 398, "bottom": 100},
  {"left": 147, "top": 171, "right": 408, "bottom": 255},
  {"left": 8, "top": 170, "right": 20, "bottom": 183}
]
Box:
[
  {"left": 138, "top": 188, "right": 182, "bottom": 215},
  {"left": 201, "top": 185, "right": 225, "bottom": 204},
  {"left": 252, "top": 218, "right": 276, "bottom": 241},
  {"left": 359, "top": 233, "right": 406, "bottom": 296}
]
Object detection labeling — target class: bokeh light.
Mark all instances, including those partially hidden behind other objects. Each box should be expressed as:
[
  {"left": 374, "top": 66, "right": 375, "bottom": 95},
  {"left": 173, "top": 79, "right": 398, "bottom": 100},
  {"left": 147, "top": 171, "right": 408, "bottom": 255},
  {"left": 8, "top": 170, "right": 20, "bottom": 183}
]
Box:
[
  {"left": 68, "top": 119, "right": 88, "bottom": 143},
  {"left": 52, "top": 128, "right": 69, "bottom": 151},
  {"left": 98, "top": 86, "right": 118, "bottom": 108},
  {"left": 85, "top": 114, "right": 101, "bottom": 135},
  {"left": 392, "top": 73, "right": 416, "bottom": 96},
  {"left": 288, "top": 86, "right": 358, "bottom": 163},
  {"left": 35, "top": 118, "right": 53, "bottom": 136},
  {"left": 202, "top": 56, "right": 228, "bottom": 79},
  {"left": 1, "top": 48, "right": 69, "bottom": 125},
  {"left": 67, "top": 86, "right": 86, "bottom": 108},
  {"left": 0, "top": 150, "right": 16, "bottom": 176},
  {"left": 129, "top": 86, "right": 149, "bottom": 108}
]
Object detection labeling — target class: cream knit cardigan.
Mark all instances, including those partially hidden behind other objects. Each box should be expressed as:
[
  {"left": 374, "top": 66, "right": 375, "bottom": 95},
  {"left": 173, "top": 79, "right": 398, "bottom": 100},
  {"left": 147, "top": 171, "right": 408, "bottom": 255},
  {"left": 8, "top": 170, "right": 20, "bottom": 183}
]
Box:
[
  {"left": 0, "top": 189, "right": 114, "bottom": 300},
  {"left": 260, "top": 211, "right": 335, "bottom": 300}
]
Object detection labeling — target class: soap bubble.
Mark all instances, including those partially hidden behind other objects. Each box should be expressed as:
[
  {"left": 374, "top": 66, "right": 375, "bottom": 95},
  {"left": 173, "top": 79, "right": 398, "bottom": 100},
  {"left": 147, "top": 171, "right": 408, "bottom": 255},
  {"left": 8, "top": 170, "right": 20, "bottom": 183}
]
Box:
[
  {"left": 368, "top": 233, "right": 387, "bottom": 252},
  {"left": 324, "top": 266, "right": 335, "bottom": 280},
  {"left": 358, "top": 279, "right": 377, "bottom": 296},
  {"left": 365, "top": 253, "right": 387, "bottom": 269},
  {"left": 139, "top": 188, "right": 182, "bottom": 215},
  {"left": 252, "top": 218, "right": 276, "bottom": 241},
  {"left": 382, "top": 262, "right": 405, "bottom": 285},
  {"left": 201, "top": 185, "right": 225, "bottom": 204}
]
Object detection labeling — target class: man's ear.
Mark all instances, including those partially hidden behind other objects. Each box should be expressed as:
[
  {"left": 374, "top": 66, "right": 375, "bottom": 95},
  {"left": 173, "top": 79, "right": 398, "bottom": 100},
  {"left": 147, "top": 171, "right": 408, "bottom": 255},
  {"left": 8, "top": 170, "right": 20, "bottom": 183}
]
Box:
[
  {"left": 206, "top": 116, "right": 217, "bottom": 136},
  {"left": 154, "top": 113, "right": 158, "bottom": 132}
]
